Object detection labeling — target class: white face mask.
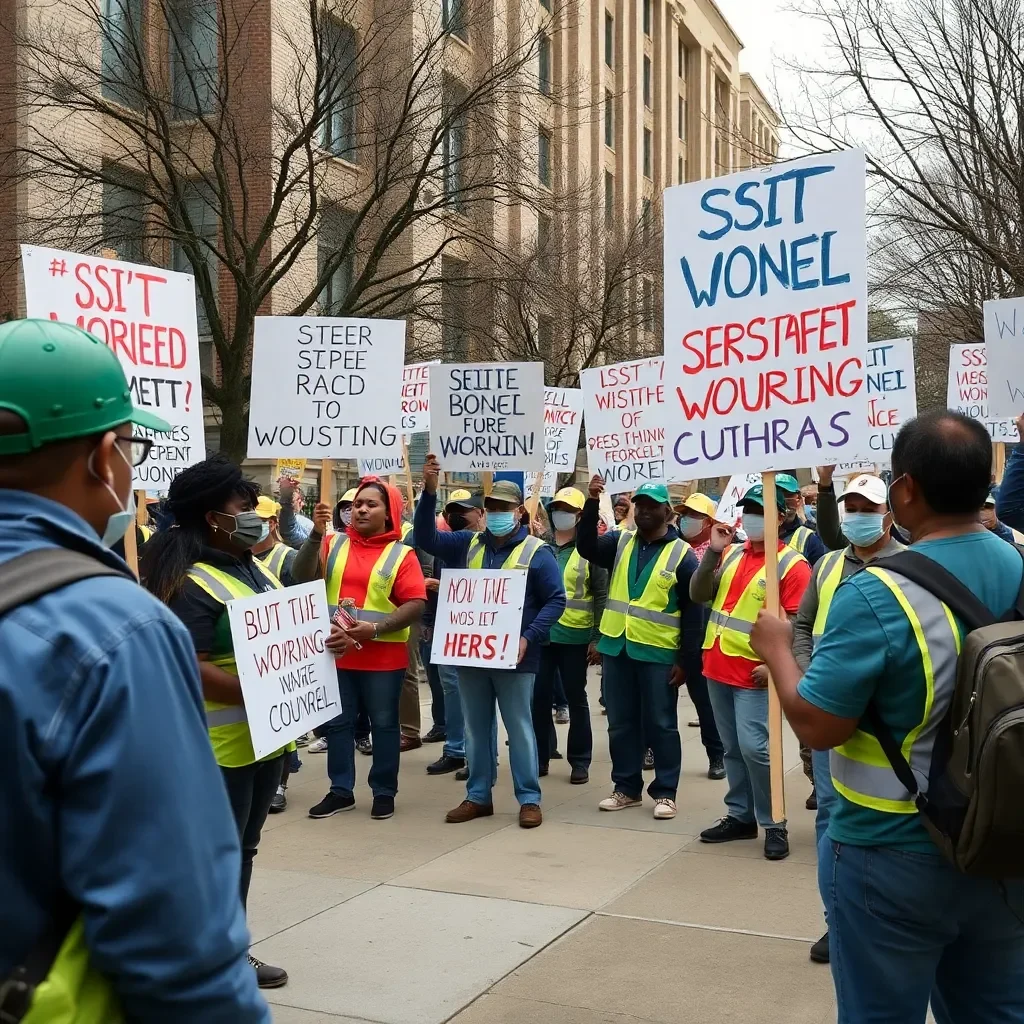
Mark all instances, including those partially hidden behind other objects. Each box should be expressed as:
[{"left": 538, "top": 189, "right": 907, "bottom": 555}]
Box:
[
  {"left": 679, "top": 516, "right": 705, "bottom": 539},
  {"left": 741, "top": 512, "right": 765, "bottom": 542},
  {"left": 89, "top": 442, "right": 135, "bottom": 548},
  {"left": 551, "top": 511, "right": 577, "bottom": 532}
]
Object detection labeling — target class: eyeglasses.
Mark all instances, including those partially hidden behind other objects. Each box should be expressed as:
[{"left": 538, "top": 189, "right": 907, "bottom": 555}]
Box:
[{"left": 117, "top": 435, "right": 154, "bottom": 467}]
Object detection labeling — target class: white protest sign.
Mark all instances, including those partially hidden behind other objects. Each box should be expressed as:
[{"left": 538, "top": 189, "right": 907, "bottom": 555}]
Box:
[
  {"left": 983, "top": 298, "right": 1024, "bottom": 418},
  {"left": 430, "top": 362, "right": 545, "bottom": 472},
  {"left": 542, "top": 387, "right": 584, "bottom": 472},
  {"left": 226, "top": 579, "right": 341, "bottom": 759},
  {"left": 430, "top": 568, "right": 527, "bottom": 669},
  {"left": 947, "top": 343, "right": 1017, "bottom": 442},
  {"left": 358, "top": 452, "right": 405, "bottom": 476},
  {"left": 715, "top": 472, "right": 762, "bottom": 525},
  {"left": 247, "top": 317, "right": 406, "bottom": 459},
  {"left": 21, "top": 244, "right": 206, "bottom": 493},
  {"left": 580, "top": 356, "right": 665, "bottom": 496},
  {"left": 662, "top": 150, "right": 869, "bottom": 478},
  {"left": 402, "top": 361, "right": 439, "bottom": 436},
  {"left": 525, "top": 470, "right": 558, "bottom": 498}
]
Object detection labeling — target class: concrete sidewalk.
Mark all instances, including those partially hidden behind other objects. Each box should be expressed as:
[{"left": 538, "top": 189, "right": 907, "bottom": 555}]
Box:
[{"left": 250, "top": 672, "right": 836, "bottom": 1023}]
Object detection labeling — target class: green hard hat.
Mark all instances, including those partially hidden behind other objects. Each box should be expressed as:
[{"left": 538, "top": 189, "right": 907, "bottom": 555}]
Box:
[
  {"left": 0, "top": 319, "right": 170, "bottom": 455},
  {"left": 632, "top": 481, "right": 671, "bottom": 505},
  {"left": 740, "top": 482, "right": 787, "bottom": 512},
  {"left": 775, "top": 473, "right": 801, "bottom": 495}
]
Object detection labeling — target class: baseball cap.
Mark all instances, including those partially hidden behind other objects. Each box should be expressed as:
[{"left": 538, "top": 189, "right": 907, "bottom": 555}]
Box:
[
  {"left": 740, "top": 482, "right": 787, "bottom": 512},
  {"left": 339, "top": 488, "right": 358, "bottom": 504},
  {"left": 839, "top": 474, "right": 887, "bottom": 505},
  {"left": 488, "top": 479, "right": 523, "bottom": 504},
  {"left": 551, "top": 486, "right": 586, "bottom": 511},
  {"left": 446, "top": 488, "right": 483, "bottom": 510},
  {"left": 775, "top": 473, "right": 801, "bottom": 495},
  {"left": 632, "top": 482, "right": 671, "bottom": 505},
  {"left": 681, "top": 493, "right": 716, "bottom": 518},
  {"left": 0, "top": 319, "right": 170, "bottom": 455},
  {"left": 255, "top": 496, "right": 281, "bottom": 519}
]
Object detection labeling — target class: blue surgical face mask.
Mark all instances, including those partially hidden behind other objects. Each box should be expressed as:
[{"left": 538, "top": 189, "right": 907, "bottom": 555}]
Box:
[
  {"left": 679, "top": 516, "right": 705, "bottom": 540},
  {"left": 90, "top": 442, "right": 135, "bottom": 548},
  {"left": 486, "top": 511, "right": 518, "bottom": 536},
  {"left": 843, "top": 511, "right": 886, "bottom": 547},
  {"left": 741, "top": 512, "right": 765, "bottom": 542},
  {"left": 551, "top": 511, "right": 578, "bottom": 532},
  {"left": 258, "top": 521, "right": 271, "bottom": 543}
]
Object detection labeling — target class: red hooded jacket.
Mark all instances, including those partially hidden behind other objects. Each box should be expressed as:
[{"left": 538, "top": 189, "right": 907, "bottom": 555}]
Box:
[{"left": 320, "top": 477, "right": 426, "bottom": 671}]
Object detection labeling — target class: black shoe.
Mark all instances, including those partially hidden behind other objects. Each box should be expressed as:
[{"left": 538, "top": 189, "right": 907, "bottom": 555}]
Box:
[
  {"left": 268, "top": 786, "right": 287, "bottom": 814},
  {"left": 643, "top": 748, "right": 655, "bottom": 771},
  {"left": 249, "top": 954, "right": 288, "bottom": 989},
  {"left": 455, "top": 766, "right": 469, "bottom": 781},
  {"left": 806, "top": 789, "right": 818, "bottom": 810},
  {"left": 427, "top": 754, "right": 466, "bottom": 776},
  {"left": 764, "top": 827, "right": 790, "bottom": 861},
  {"left": 371, "top": 796, "right": 395, "bottom": 820},
  {"left": 355, "top": 736, "right": 373, "bottom": 756},
  {"left": 699, "top": 816, "right": 758, "bottom": 843},
  {"left": 809, "top": 931, "right": 830, "bottom": 964},
  {"left": 570, "top": 766, "right": 589, "bottom": 785},
  {"left": 423, "top": 725, "right": 447, "bottom": 743},
  {"left": 539, "top": 763, "right": 549, "bottom": 777},
  {"left": 707, "top": 757, "right": 726, "bottom": 781},
  {"left": 308, "top": 792, "right": 355, "bottom": 818},
  {"left": 551, "top": 750, "right": 563, "bottom": 760}
]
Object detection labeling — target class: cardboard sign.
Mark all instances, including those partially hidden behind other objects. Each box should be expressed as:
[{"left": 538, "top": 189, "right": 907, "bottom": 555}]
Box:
[
  {"left": 525, "top": 470, "right": 558, "bottom": 499},
  {"left": 984, "top": 299, "right": 1024, "bottom": 418},
  {"left": 402, "top": 361, "right": 439, "bottom": 436},
  {"left": 662, "top": 150, "right": 869, "bottom": 477},
  {"left": 430, "top": 362, "right": 546, "bottom": 472},
  {"left": 715, "top": 473, "right": 763, "bottom": 525},
  {"left": 358, "top": 452, "right": 405, "bottom": 476},
  {"left": 542, "top": 387, "right": 584, "bottom": 473},
  {"left": 226, "top": 580, "right": 341, "bottom": 759},
  {"left": 580, "top": 357, "right": 665, "bottom": 496},
  {"left": 947, "top": 343, "right": 1017, "bottom": 441},
  {"left": 21, "top": 244, "right": 206, "bottom": 493},
  {"left": 247, "top": 317, "right": 406, "bottom": 459},
  {"left": 430, "top": 569, "right": 527, "bottom": 669},
  {"left": 275, "top": 458, "right": 307, "bottom": 483}
]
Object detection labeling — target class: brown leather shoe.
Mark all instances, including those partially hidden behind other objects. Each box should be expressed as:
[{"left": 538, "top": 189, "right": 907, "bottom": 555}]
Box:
[
  {"left": 400, "top": 735, "right": 422, "bottom": 752},
  {"left": 519, "top": 803, "right": 542, "bottom": 829},
  {"left": 446, "top": 800, "right": 494, "bottom": 823}
]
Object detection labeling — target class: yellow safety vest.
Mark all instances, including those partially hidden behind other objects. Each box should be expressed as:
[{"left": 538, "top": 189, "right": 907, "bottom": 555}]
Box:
[
  {"left": 401, "top": 521, "right": 413, "bottom": 542},
  {"left": 558, "top": 548, "right": 594, "bottom": 630},
  {"left": 830, "top": 566, "right": 961, "bottom": 814},
  {"left": 1012, "top": 527, "right": 1024, "bottom": 545},
  {"left": 703, "top": 544, "right": 806, "bottom": 661},
  {"left": 811, "top": 549, "right": 846, "bottom": 648},
  {"left": 324, "top": 535, "right": 414, "bottom": 642},
  {"left": 138, "top": 524, "right": 152, "bottom": 543},
  {"left": 785, "top": 524, "right": 814, "bottom": 555},
  {"left": 260, "top": 541, "right": 291, "bottom": 580},
  {"left": 601, "top": 532, "right": 690, "bottom": 650},
  {"left": 186, "top": 558, "right": 285, "bottom": 768},
  {"left": 466, "top": 534, "right": 544, "bottom": 570}
]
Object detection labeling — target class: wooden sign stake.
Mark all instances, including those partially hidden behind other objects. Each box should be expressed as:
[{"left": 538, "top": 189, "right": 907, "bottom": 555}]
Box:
[
  {"left": 401, "top": 437, "right": 416, "bottom": 509},
  {"left": 527, "top": 472, "right": 546, "bottom": 535},
  {"left": 135, "top": 490, "right": 148, "bottom": 528},
  {"left": 320, "top": 458, "right": 334, "bottom": 509},
  {"left": 995, "top": 441, "right": 1006, "bottom": 484},
  {"left": 762, "top": 471, "right": 787, "bottom": 824},
  {"left": 481, "top": 471, "right": 493, "bottom": 497}
]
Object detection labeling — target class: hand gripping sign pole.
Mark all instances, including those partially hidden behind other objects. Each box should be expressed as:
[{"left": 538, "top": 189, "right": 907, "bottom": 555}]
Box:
[{"left": 761, "top": 471, "right": 787, "bottom": 823}]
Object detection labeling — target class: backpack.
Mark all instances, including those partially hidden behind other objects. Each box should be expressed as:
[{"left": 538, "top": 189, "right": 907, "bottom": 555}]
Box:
[{"left": 866, "top": 549, "right": 1024, "bottom": 878}]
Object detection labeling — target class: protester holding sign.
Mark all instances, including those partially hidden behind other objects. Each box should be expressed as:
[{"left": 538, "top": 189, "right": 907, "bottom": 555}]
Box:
[
  {"left": 995, "top": 413, "right": 1024, "bottom": 536},
  {"left": 141, "top": 455, "right": 291, "bottom": 991},
  {"left": 252, "top": 496, "right": 298, "bottom": 584},
  {"left": 776, "top": 474, "right": 826, "bottom": 564}
]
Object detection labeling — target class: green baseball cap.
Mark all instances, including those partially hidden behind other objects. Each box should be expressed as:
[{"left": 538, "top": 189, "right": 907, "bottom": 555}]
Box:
[
  {"left": 775, "top": 473, "right": 800, "bottom": 495},
  {"left": 740, "top": 482, "right": 787, "bottom": 512},
  {"left": 0, "top": 319, "right": 170, "bottom": 455},
  {"left": 632, "top": 481, "right": 671, "bottom": 505}
]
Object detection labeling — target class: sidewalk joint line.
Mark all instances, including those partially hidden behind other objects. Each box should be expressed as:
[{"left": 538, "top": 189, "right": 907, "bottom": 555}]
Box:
[{"left": 594, "top": 910, "right": 817, "bottom": 944}]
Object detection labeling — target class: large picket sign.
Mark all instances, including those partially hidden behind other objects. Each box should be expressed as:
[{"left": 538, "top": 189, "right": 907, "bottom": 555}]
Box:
[
  {"left": 715, "top": 473, "right": 762, "bottom": 526},
  {"left": 947, "top": 343, "right": 1017, "bottom": 442},
  {"left": 843, "top": 337, "right": 917, "bottom": 467},
  {"left": 983, "top": 298, "right": 1024, "bottom": 418},
  {"left": 430, "top": 569, "right": 527, "bottom": 669},
  {"left": 580, "top": 357, "right": 665, "bottom": 496},
  {"left": 226, "top": 580, "right": 341, "bottom": 759},
  {"left": 662, "top": 150, "right": 869, "bottom": 477},
  {"left": 430, "top": 362, "right": 545, "bottom": 472},
  {"left": 21, "top": 244, "right": 206, "bottom": 493},
  {"left": 401, "top": 361, "right": 439, "bottom": 436},
  {"left": 247, "top": 317, "right": 405, "bottom": 460}
]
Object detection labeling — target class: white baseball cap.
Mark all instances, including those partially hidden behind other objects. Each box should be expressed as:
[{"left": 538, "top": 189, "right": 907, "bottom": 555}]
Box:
[{"left": 838, "top": 474, "right": 887, "bottom": 505}]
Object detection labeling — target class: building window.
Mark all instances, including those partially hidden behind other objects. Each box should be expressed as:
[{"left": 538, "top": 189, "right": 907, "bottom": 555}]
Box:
[
  {"left": 171, "top": 183, "right": 218, "bottom": 334},
  {"left": 604, "top": 89, "right": 613, "bottom": 147},
  {"left": 677, "top": 37, "right": 683, "bottom": 76},
  {"left": 537, "top": 314, "right": 554, "bottom": 352},
  {"left": 538, "top": 32, "right": 552, "bottom": 95},
  {"left": 102, "top": 175, "right": 146, "bottom": 265},
  {"left": 540, "top": 0, "right": 550, "bottom": 11},
  {"left": 169, "top": 0, "right": 218, "bottom": 118},
  {"left": 441, "top": 257, "right": 469, "bottom": 361},
  {"left": 604, "top": 170, "right": 614, "bottom": 225},
  {"left": 643, "top": 128, "right": 652, "bottom": 178},
  {"left": 442, "top": 0, "right": 468, "bottom": 42},
  {"left": 318, "top": 207, "right": 355, "bottom": 315},
  {"left": 643, "top": 56, "right": 651, "bottom": 108},
  {"left": 641, "top": 197, "right": 652, "bottom": 245},
  {"left": 678, "top": 153, "right": 683, "bottom": 183},
  {"left": 537, "top": 212, "right": 551, "bottom": 273},
  {"left": 604, "top": 12, "right": 613, "bottom": 67},
  {"left": 101, "top": 0, "right": 143, "bottom": 109},
  {"left": 678, "top": 95, "right": 684, "bottom": 139},
  {"left": 442, "top": 77, "right": 468, "bottom": 209},
  {"left": 320, "top": 19, "right": 358, "bottom": 160},
  {"left": 538, "top": 127, "right": 551, "bottom": 186},
  {"left": 642, "top": 277, "right": 654, "bottom": 329},
  {"left": 643, "top": 0, "right": 651, "bottom": 35}
]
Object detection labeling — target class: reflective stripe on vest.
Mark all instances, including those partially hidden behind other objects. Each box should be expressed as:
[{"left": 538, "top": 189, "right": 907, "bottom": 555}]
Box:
[
  {"left": 811, "top": 550, "right": 846, "bottom": 648},
  {"left": 829, "top": 567, "right": 962, "bottom": 814},
  {"left": 785, "top": 525, "right": 813, "bottom": 555},
  {"left": 558, "top": 548, "right": 594, "bottom": 629},
  {"left": 600, "top": 534, "right": 690, "bottom": 648},
  {"left": 323, "top": 534, "right": 413, "bottom": 641},
  {"left": 138, "top": 524, "right": 152, "bottom": 543},
  {"left": 702, "top": 545, "right": 805, "bottom": 660},
  {"left": 1013, "top": 528, "right": 1024, "bottom": 545},
  {"left": 262, "top": 542, "right": 290, "bottom": 579},
  {"left": 401, "top": 521, "right": 413, "bottom": 541},
  {"left": 466, "top": 534, "right": 544, "bottom": 570}
]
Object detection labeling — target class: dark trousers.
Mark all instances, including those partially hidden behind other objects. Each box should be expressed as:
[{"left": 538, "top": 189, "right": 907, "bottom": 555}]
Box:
[
  {"left": 685, "top": 672, "right": 724, "bottom": 760},
  {"left": 551, "top": 669, "right": 568, "bottom": 708},
  {"left": 533, "top": 643, "right": 592, "bottom": 770},
  {"left": 221, "top": 754, "right": 286, "bottom": 908},
  {"left": 419, "top": 639, "right": 447, "bottom": 732}
]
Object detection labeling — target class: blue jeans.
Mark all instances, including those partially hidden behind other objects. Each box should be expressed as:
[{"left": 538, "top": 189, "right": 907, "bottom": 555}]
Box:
[
  {"left": 603, "top": 653, "right": 681, "bottom": 800},
  {"left": 459, "top": 667, "right": 540, "bottom": 806},
  {"left": 419, "top": 640, "right": 446, "bottom": 733},
  {"left": 421, "top": 641, "right": 465, "bottom": 759},
  {"left": 707, "top": 680, "right": 783, "bottom": 829},
  {"left": 812, "top": 748, "right": 838, "bottom": 924},
  {"left": 325, "top": 668, "right": 404, "bottom": 799},
  {"left": 821, "top": 841, "right": 1024, "bottom": 1023}
]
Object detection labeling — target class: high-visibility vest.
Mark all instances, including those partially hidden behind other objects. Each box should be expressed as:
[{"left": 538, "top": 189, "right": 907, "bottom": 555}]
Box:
[
  {"left": 558, "top": 548, "right": 594, "bottom": 630},
  {"left": 830, "top": 566, "right": 961, "bottom": 814},
  {"left": 401, "top": 521, "right": 413, "bottom": 542},
  {"left": 138, "top": 524, "right": 152, "bottom": 544},
  {"left": 785, "top": 524, "right": 815, "bottom": 555},
  {"left": 703, "top": 544, "right": 806, "bottom": 661},
  {"left": 324, "top": 535, "right": 415, "bottom": 642},
  {"left": 186, "top": 558, "right": 284, "bottom": 768},
  {"left": 260, "top": 541, "right": 291, "bottom": 579},
  {"left": 601, "top": 532, "right": 690, "bottom": 650},
  {"left": 466, "top": 534, "right": 544, "bottom": 570},
  {"left": 811, "top": 549, "right": 846, "bottom": 648},
  {"left": 1012, "top": 527, "right": 1024, "bottom": 545}
]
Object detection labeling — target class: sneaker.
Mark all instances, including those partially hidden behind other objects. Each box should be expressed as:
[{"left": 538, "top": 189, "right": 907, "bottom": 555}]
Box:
[
  {"left": 249, "top": 954, "right": 288, "bottom": 989},
  {"left": 371, "top": 796, "right": 395, "bottom": 820},
  {"left": 423, "top": 725, "right": 447, "bottom": 743},
  {"left": 707, "top": 757, "right": 726, "bottom": 781},
  {"left": 554, "top": 706, "right": 570, "bottom": 724},
  {"left": 550, "top": 750, "right": 563, "bottom": 760},
  {"left": 400, "top": 735, "right": 423, "bottom": 752},
  {"left": 598, "top": 791, "right": 642, "bottom": 812},
  {"left": 454, "top": 766, "right": 469, "bottom": 781},
  {"left": 519, "top": 803, "right": 543, "bottom": 828},
  {"left": 764, "top": 827, "right": 790, "bottom": 861},
  {"left": 643, "top": 748, "right": 655, "bottom": 771},
  {"left": 810, "top": 931, "right": 830, "bottom": 964},
  {"left": 268, "top": 785, "right": 287, "bottom": 814},
  {"left": 295, "top": 733, "right": 309, "bottom": 747},
  {"left": 446, "top": 800, "right": 494, "bottom": 823},
  {"left": 355, "top": 736, "right": 373, "bottom": 756},
  {"left": 653, "top": 798, "right": 677, "bottom": 820},
  {"left": 570, "top": 766, "right": 589, "bottom": 785},
  {"left": 308, "top": 792, "right": 355, "bottom": 818},
  {"left": 307, "top": 737, "right": 328, "bottom": 753},
  {"left": 699, "top": 816, "right": 758, "bottom": 843},
  {"left": 806, "top": 789, "right": 818, "bottom": 810},
  {"left": 427, "top": 754, "right": 466, "bottom": 776},
  {"left": 539, "top": 763, "right": 549, "bottom": 777},
  {"left": 688, "top": 718, "right": 700, "bottom": 727}
]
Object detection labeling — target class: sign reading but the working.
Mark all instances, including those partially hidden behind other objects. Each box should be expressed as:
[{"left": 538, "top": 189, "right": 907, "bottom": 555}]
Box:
[
  {"left": 21, "top": 244, "right": 206, "bottom": 493},
  {"left": 247, "top": 317, "right": 406, "bottom": 459},
  {"left": 662, "top": 150, "right": 869, "bottom": 477},
  {"left": 947, "top": 343, "right": 1017, "bottom": 441},
  {"left": 430, "top": 569, "right": 527, "bottom": 670},
  {"left": 430, "top": 362, "right": 546, "bottom": 472},
  {"left": 227, "top": 580, "right": 341, "bottom": 759}
]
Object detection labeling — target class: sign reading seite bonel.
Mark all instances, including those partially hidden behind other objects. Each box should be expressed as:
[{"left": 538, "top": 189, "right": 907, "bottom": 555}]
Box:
[{"left": 662, "top": 150, "right": 869, "bottom": 477}]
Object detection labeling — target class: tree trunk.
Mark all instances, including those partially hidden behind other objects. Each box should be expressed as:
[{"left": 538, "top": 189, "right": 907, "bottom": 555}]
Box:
[{"left": 216, "top": 389, "right": 249, "bottom": 465}]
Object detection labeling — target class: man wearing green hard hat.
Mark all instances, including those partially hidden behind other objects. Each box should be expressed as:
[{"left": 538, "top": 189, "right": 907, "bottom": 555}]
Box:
[
  {"left": 775, "top": 472, "right": 826, "bottom": 564},
  {"left": 0, "top": 320, "right": 269, "bottom": 1022}
]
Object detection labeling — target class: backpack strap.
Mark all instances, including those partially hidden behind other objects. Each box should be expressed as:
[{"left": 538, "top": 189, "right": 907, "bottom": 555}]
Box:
[{"left": 0, "top": 548, "right": 128, "bottom": 618}]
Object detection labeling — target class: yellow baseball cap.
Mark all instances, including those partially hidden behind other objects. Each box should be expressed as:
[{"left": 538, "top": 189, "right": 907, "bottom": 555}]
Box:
[
  {"left": 682, "top": 493, "right": 716, "bottom": 518},
  {"left": 255, "top": 495, "right": 281, "bottom": 519},
  {"left": 449, "top": 488, "right": 473, "bottom": 503},
  {"left": 551, "top": 486, "right": 586, "bottom": 511},
  {"left": 340, "top": 488, "right": 358, "bottom": 504}
]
